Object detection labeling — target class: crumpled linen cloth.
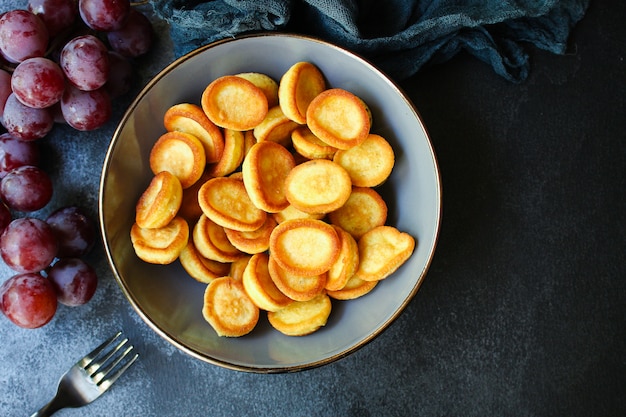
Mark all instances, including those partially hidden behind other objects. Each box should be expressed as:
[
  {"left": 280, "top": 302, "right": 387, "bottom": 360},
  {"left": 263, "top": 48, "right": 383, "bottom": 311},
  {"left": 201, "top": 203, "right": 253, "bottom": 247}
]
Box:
[{"left": 151, "top": 0, "right": 590, "bottom": 82}]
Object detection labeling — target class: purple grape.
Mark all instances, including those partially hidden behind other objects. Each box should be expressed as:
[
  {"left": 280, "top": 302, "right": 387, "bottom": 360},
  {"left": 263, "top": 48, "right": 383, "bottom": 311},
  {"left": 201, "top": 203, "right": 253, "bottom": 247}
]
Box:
[
  {"left": 47, "top": 258, "right": 98, "bottom": 306},
  {"left": 0, "top": 132, "right": 40, "bottom": 178},
  {"left": 0, "top": 201, "right": 11, "bottom": 235},
  {"left": 0, "top": 217, "right": 58, "bottom": 273},
  {"left": 0, "top": 69, "right": 11, "bottom": 118},
  {"left": 0, "top": 272, "right": 57, "bottom": 328},
  {"left": 60, "top": 85, "right": 112, "bottom": 131},
  {"left": 0, "top": 10, "right": 49, "bottom": 64},
  {"left": 28, "top": 0, "right": 79, "bottom": 37},
  {"left": 79, "top": 0, "right": 130, "bottom": 32},
  {"left": 107, "top": 9, "right": 153, "bottom": 58},
  {"left": 0, "top": 165, "right": 53, "bottom": 212},
  {"left": 60, "top": 35, "right": 110, "bottom": 91},
  {"left": 11, "top": 57, "right": 66, "bottom": 109},
  {"left": 2, "top": 93, "right": 54, "bottom": 141},
  {"left": 46, "top": 206, "right": 96, "bottom": 258}
]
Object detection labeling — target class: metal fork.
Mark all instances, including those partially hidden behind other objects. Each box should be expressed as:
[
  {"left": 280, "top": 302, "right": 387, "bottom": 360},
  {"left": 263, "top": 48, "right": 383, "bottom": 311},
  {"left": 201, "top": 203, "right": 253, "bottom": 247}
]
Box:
[{"left": 30, "top": 331, "right": 139, "bottom": 417}]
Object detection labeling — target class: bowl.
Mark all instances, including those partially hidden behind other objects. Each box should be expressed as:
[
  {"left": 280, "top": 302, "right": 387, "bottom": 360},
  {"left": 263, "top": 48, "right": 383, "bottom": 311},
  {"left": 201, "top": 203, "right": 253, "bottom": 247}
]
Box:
[{"left": 99, "top": 33, "right": 442, "bottom": 372}]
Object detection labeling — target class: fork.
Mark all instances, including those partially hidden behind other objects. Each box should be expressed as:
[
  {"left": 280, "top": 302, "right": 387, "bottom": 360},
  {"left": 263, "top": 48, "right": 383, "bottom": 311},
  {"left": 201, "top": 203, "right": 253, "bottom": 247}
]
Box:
[{"left": 30, "top": 331, "right": 139, "bottom": 417}]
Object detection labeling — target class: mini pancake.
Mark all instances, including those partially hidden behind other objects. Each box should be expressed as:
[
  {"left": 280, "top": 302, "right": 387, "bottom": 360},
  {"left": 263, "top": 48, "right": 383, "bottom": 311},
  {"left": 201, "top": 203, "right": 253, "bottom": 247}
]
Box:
[
  {"left": 178, "top": 170, "right": 212, "bottom": 225},
  {"left": 333, "top": 133, "right": 394, "bottom": 187},
  {"left": 224, "top": 215, "right": 277, "bottom": 254},
  {"left": 278, "top": 61, "right": 326, "bottom": 124},
  {"left": 242, "top": 141, "right": 295, "bottom": 213},
  {"left": 207, "top": 129, "right": 245, "bottom": 177},
  {"left": 242, "top": 253, "right": 292, "bottom": 311},
  {"left": 268, "top": 255, "right": 327, "bottom": 301},
  {"left": 306, "top": 88, "right": 370, "bottom": 150},
  {"left": 235, "top": 72, "right": 279, "bottom": 108},
  {"left": 327, "top": 187, "right": 388, "bottom": 239},
  {"left": 272, "top": 204, "right": 325, "bottom": 224},
  {"left": 253, "top": 105, "right": 299, "bottom": 147},
  {"left": 229, "top": 254, "right": 252, "bottom": 281},
  {"left": 327, "top": 275, "right": 378, "bottom": 300},
  {"left": 201, "top": 75, "right": 268, "bottom": 131},
  {"left": 202, "top": 276, "right": 259, "bottom": 337},
  {"left": 284, "top": 159, "right": 352, "bottom": 214},
  {"left": 135, "top": 171, "right": 183, "bottom": 229},
  {"left": 354, "top": 226, "right": 416, "bottom": 282},
  {"left": 325, "top": 225, "right": 359, "bottom": 291},
  {"left": 291, "top": 125, "right": 337, "bottom": 160},
  {"left": 130, "top": 216, "right": 189, "bottom": 265},
  {"left": 267, "top": 293, "right": 332, "bottom": 336},
  {"left": 269, "top": 218, "right": 340, "bottom": 276},
  {"left": 193, "top": 214, "right": 245, "bottom": 263},
  {"left": 149, "top": 131, "right": 206, "bottom": 189},
  {"left": 198, "top": 176, "right": 267, "bottom": 232},
  {"left": 179, "top": 236, "right": 231, "bottom": 283},
  {"left": 163, "top": 102, "right": 224, "bottom": 163}
]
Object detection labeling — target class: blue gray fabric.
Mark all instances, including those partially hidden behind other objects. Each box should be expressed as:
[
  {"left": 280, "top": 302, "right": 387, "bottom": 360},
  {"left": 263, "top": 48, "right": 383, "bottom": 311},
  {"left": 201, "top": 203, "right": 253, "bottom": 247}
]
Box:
[{"left": 151, "top": 0, "right": 590, "bottom": 82}]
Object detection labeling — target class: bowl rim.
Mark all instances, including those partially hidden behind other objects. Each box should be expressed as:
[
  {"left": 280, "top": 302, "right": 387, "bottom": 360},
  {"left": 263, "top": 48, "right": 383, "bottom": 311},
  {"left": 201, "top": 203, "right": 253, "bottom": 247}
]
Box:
[{"left": 99, "top": 32, "right": 442, "bottom": 373}]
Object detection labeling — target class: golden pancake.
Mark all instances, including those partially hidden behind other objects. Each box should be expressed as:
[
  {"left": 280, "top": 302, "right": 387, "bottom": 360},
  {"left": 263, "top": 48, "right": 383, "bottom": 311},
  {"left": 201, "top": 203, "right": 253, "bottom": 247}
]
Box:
[
  {"left": 149, "top": 131, "right": 206, "bottom": 189},
  {"left": 253, "top": 105, "right": 299, "bottom": 147},
  {"left": 207, "top": 128, "right": 245, "bottom": 177},
  {"left": 278, "top": 61, "right": 326, "bottom": 124},
  {"left": 291, "top": 125, "right": 337, "bottom": 160},
  {"left": 268, "top": 255, "right": 327, "bottom": 301},
  {"left": 224, "top": 215, "right": 277, "bottom": 254},
  {"left": 267, "top": 293, "right": 332, "bottom": 336},
  {"left": 130, "top": 216, "right": 189, "bottom": 265},
  {"left": 327, "top": 186, "right": 388, "bottom": 239},
  {"left": 354, "top": 226, "right": 415, "bottom": 282},
  {"left": 135, "top": 171, "right": 183, "bottom": 229},
  {"left": 179, "top": 236, "right": 231, "bottom": 283},
  {"left": 333, "top": 133, "right": 394, "bottom": 187},
  {"left": 242, "top": 253, "right": 292, "bottom": 312},
  {"left": 235, "top": 72, "right": 279, "bottom": 108},
  {"left": 327, "top": 275, "right": 378, "bottom": 300},
  {"left": 325, "top": 225, "right": 359, "bottom": 291},
  {"left": 202, "top": 276, "right": 259, "bottom": 337},
  {"left": 193, "top": 214, "right": 245, "bottom": 263}
]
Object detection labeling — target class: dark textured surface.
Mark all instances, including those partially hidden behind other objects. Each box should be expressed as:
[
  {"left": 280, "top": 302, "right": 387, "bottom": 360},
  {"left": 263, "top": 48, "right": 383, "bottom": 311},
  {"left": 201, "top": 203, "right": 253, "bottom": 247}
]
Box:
[{"left": 0, "top": 0, "right": 624, "bottom": 416}]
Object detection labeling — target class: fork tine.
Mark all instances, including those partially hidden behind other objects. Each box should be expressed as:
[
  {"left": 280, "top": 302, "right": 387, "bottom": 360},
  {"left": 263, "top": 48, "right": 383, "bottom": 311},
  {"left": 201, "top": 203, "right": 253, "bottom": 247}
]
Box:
[
  {"left": 97, "top": 350, "right": 139, "bottom": 392},
  {"left": 77, "top": 331, "right": 123, "bottom": 369}
]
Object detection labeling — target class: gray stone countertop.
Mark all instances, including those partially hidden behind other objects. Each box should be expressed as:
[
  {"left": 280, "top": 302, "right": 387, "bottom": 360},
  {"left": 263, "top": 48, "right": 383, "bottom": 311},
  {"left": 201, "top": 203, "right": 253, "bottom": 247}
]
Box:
[{"left": 1, "top": 1, "right": 624, "bottom": 416}]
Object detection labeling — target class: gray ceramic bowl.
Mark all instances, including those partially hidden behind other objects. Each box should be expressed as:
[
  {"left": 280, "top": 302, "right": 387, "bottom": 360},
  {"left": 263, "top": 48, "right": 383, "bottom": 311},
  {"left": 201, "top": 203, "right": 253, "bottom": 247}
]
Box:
[{"left": 99, "top": 34, "right": 441, "bottom": 372}]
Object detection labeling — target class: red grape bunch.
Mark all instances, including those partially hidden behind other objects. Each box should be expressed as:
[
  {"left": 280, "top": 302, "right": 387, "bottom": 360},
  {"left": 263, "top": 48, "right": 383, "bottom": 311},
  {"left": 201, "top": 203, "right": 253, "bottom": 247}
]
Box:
[{"left": 0, "top": 0, "right": 154, "bottom": 137}]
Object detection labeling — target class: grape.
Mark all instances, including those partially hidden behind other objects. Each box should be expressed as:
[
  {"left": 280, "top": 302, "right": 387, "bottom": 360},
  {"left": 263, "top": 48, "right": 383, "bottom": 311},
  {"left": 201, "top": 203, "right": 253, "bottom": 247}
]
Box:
[
  {"left": 46, "top": 206, "right": 96, "bottom": 257},
  {"left": 0, "top": 165, "right": 53, "bottom": 212},
  {"left": 60, "top": 85, "right": 112, "bottom": 131},
  {"left": 0, "top": 69, "right": 11, "bottom": 118},
  {"left": 105, "top": 51, "right": 133, "bottom": 98},
  {"left": 0, "top": 10, "right": 49, "bottom": 64},
  {"left": 47, "top": 258, "right": 97, "bottom": 306},
  {"left": 2, "top": 93, "right": 54, "bottom": 141},
  {"left": 0, "top": 217, "right": 58, "bottom": 273},
  {"left": 28, "top": 0, "right": 79, "bottom": 37},
  {"left": 11, "top": 57, "right": 66, "bottom": 109},
  {"left": 79, "top": 0, "right": 130, "bottom": 32},
  {"left": 0, "top": 272, "right": 57, "bottom": 328},
  {"left": 0, "top": 201, "right": 11, "bottom": 235},
  {"left": 0, "top": 132, "right": 40, "bottom": 178},
  {"left": 107, "top": 9, "right": 154, "bottom": 58},
  {"left": 60, "top": 35, "right": 110, "bottom": 91}
]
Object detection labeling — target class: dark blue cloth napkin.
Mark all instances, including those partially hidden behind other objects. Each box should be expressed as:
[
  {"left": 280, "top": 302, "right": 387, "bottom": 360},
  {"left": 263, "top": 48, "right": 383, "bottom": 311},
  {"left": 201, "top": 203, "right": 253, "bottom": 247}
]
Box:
[{"left": 151, "top": 0, "right": 590, "bottom": 82}]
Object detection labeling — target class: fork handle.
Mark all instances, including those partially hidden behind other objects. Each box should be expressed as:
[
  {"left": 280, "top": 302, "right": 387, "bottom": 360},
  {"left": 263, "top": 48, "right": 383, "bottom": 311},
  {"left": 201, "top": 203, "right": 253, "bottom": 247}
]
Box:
[{"left": 30, "top": 396, "right": 66, "bottom": 417}]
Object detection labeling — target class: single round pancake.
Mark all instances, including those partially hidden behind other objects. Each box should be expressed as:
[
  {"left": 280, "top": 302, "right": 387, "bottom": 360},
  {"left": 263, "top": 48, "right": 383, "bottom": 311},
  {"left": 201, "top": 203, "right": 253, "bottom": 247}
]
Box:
[
  {"left": 327, "top": 187, "right": 388, "bottom": 239},
  {"left": 179, "top": 237, "right": 231, "bottom": 283},
  {"left": 201, "top": 75, "right": 268, "bottom": 130},
  {"left": 163, "top": 102, "right": 225, "bottom": 163},
  {"left": 291, "top": 125, "right": 337, "bottom": 160},
  {"left": 229, "top": 254, "right": 252, "bottom": 282},
  {"left": 198, "top": 177, "right": 267, "bottom": 232},
  {"left": 269, "top": 218, "right": 340, "bottom": 276},
  {"left": 135, "top": 171, "right": 183, "bottom": 229},
  {"left": 130, "top": 216, "right": 189, "bottom": 265},
  {"left": 267, "top": 293, "right": 332, "bottom": 336},
  {"left": 193, "top": 214, "right": 245, "bottom": 263},
  {"left": 278, "top": 61, "right": 326, "bottom": 124},
  {"left": 242, "top": 141, "right": 295, "bottom": 213},
  {"left": 149, "top": 131, "right": 206, "bottom": 189},
  {"left": 235, "top": 72, "right": 279, "bottom": 108},
  {"left": 207, "top": 128, "right": 245, "bottom": 177},
  {"left": 224, "top": 215, "right": 277, "bottom": 254},
  {"left": 268, "top": 255, "right": 327, "bottom": 301},
  {"left": 284, "top": 159, "right": 352, "bottom": 214},
  {"left": 333, "top": 133, "right": 394, "bottom": 187},
  {"left": 306, "top": 88, "right": 370, "bottom": 150},
  {"left": 242, "top": 253, "right": 292, "bottom": 311},
  {"left": 202, "top": 276, "right": 259, "bottom": 337},
  {"left": 253, "top": 105, "right": 299, "bottom": 147},
  {"left": 327, "top": 275, "right": 378, "bottom": 300},
  {"left": 326, "top": 225, "right": 359, "bottom": 291},
  {"left": 354, "top": 226, "right": 416, "bottom": 282}
]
